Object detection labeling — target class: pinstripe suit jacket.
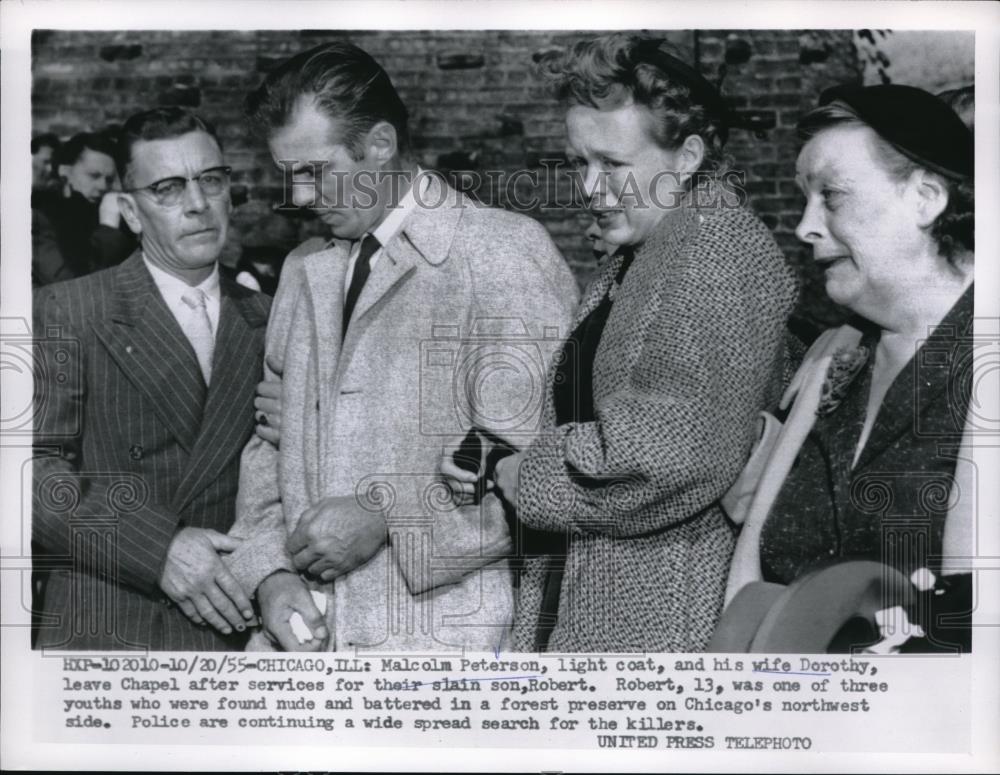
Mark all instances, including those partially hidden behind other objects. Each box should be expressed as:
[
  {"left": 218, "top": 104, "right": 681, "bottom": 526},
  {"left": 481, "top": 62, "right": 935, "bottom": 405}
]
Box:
[{"left": 33, "top": 252, "right": 270, "bottom": 651}]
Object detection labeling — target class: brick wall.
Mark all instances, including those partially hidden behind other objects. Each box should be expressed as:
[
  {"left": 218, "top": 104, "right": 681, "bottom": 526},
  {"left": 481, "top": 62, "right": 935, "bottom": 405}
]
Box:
[{"left": 32, "top": 29, "right": 861, "bottom": 327}]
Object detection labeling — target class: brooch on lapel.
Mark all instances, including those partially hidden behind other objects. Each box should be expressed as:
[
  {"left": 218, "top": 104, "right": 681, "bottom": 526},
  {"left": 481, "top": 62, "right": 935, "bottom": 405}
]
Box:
[{"left": 817, "top": 343, "right": 871, "bottom": 416}]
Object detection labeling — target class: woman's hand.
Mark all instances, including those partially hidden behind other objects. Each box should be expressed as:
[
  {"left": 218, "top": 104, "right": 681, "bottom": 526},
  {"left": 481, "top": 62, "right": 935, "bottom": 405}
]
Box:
[
  {"left": 254, "top": 380, "right": 282, "bottom": 446},
  {"left": 438, "top": 444, "right": 491, "bottom": 507},
  {"left": 493, "top": 451, "right": 524, "bottom": 507}
]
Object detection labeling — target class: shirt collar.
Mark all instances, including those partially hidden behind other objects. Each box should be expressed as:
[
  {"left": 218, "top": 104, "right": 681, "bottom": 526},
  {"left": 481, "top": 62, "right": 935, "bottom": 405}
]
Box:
[
  {"left": 368, "top": 167, "right": 429, "bottom": 249},
  {"left": 142, "top": 254, "right": 220, "bottom": 301}
]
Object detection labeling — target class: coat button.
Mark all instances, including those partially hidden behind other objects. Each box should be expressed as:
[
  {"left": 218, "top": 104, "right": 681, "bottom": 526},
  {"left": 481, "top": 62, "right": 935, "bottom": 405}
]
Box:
[{"left": 129, "top": 444, "right": 144, "bottom": 461}]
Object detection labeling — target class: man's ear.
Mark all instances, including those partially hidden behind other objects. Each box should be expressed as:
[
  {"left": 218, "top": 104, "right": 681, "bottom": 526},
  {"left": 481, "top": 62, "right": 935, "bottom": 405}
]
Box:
[
  {"left": 57, "top": 164, "right": 71, "bottom": 181},
  {"left": 676, "top": 134, "right": 706, "bottom": 183},
  {"left": 118, "top": 193, "right": 143, "bottom": 236},
  {"left": 912, "top": 169, "right": 949, "bottom": 228},
  {"left": 364, "top": 121, "right": 398, "bottom": 168}
]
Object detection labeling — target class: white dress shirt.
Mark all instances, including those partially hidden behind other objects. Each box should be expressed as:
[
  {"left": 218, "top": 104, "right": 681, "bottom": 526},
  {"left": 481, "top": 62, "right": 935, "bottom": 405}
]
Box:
[
  {"left": 343, "top": 168, "right": 431, "bottom": 297},
  {"left": 143, "top": 255, "right": 221, "bottom": 339}
]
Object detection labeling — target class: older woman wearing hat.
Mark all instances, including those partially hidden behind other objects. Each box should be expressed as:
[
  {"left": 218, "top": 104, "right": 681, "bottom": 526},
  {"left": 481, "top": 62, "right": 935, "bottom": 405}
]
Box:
[
  {"left": 723, "top": 84, "right": 974, "bottom": 653},
  {"left": 442, "top": 33, "right": 797, "bottom": 652}
]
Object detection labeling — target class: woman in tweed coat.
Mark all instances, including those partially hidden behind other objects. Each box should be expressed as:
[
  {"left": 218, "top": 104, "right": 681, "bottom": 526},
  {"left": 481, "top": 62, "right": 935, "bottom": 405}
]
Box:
[{"left": 443, "top": 34, "right": 797, "bottom": 652}]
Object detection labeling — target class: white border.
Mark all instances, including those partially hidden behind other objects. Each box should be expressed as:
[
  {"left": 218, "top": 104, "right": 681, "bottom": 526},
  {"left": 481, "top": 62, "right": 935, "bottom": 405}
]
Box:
[{"left": 3, "top": 2, "right": 999, "bottom": 772}]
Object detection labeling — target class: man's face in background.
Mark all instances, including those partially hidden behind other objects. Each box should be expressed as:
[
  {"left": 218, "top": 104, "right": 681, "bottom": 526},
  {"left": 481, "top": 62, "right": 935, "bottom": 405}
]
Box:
[
  {"left": 32, "top": 143, "right": 56, "bottom": 190},
  {"left": 60, "top": 148, "right": 117, "bottom": 203}
]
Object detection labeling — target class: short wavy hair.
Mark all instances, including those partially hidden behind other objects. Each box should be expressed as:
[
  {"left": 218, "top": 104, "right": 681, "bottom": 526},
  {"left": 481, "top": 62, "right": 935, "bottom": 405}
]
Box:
[
  {"left": 537, "top": 33, "right": 728, "bottom": 175},
  {"left": 115, "top": 107, "right": 221, "bottom": 186},
  {"left": 798, "top": 103, "right": 973, "bottom": 264}
]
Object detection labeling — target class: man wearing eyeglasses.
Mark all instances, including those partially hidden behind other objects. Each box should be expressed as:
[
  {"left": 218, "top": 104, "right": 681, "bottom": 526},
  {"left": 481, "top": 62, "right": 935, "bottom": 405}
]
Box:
[{"left": 32, "top": 107, "right": 271, "bottom": 650}]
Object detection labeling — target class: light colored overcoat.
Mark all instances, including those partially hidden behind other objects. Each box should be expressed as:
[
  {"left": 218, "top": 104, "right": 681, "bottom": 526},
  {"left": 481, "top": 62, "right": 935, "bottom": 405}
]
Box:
[{"left": 227, "top": 174, "right": 577, "bottom": 651}]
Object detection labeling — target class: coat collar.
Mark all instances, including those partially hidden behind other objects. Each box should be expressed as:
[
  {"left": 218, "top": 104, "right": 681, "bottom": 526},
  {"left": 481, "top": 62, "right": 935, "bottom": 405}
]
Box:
[
  {"left": 572, "top": 192, "right": 696, "bottom": 328},
  {"left": 303, "top": 173, "right": 466, "bottom": 367}
]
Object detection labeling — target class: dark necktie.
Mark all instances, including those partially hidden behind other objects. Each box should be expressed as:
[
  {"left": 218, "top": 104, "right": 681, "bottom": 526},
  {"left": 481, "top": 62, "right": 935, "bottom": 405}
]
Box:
[{"left": 342, "top": 234, "right": 380, "bottom": 337}]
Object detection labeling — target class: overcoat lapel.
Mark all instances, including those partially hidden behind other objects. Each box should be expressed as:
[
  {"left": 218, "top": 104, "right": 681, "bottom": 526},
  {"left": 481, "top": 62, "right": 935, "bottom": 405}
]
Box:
[
  {"left": 93, "top": 252, "right": 205, "bottom": 452},
  {"left": 340, "top": 173, "right": 462, "bottom": 358},
  {"left": 172, "top": 276, "right": 269, "bottom": 513},
  {"left": 340, "top": 237, "right": 418, "bottom": 353},
  {"left": 303, "top": 243, "right": 352, "bottom": 394}
]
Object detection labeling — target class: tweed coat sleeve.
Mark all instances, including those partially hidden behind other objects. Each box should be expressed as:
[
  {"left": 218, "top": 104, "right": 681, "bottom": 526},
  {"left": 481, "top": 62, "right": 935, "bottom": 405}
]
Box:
[
  {"left": 224, "top": 254, "right": 306, "bottom": 596},
  {"left": 515, "top": 207, "right": 797, "bottom": 538},
  {"left": 33, "top": 286, "right": 180, "bottom": 595}
]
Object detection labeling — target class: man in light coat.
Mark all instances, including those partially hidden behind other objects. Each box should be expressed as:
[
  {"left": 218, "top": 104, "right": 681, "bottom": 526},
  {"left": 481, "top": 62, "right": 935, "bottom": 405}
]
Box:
[{"left": 225, "top": 42, "right": 577, "bottom": 651}]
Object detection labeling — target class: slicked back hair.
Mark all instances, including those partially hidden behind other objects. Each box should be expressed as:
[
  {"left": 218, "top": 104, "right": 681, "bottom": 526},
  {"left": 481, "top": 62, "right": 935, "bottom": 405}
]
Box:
[{"left": 245, "top": 41, "right": 410, "bottom": 161}]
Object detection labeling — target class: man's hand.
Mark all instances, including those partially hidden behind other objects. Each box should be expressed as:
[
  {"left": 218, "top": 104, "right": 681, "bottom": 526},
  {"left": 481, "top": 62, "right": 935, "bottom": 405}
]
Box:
[
  {"left": 158, "top": 527, "right": 255, "bottom": 635},
  {"left": 288, "top": 495, "right": 387, "bottom": 582},
  {"left": 98, "top": 192, "right": 122, "bottom": 228},
  {"left": 257, "top": 571, "right": 328, "bottom": 651},
  {"left": 253, "top": 379, "right": 282, "bottom": 446}
]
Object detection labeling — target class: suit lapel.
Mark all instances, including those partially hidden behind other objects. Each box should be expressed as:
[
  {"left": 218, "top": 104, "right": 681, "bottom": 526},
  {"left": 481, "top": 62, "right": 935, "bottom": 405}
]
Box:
[
  {"left": 854, "top": 284, "right": 974, "bottom": 470},
  {"left": 172, "top": 276, "right": 269, "bottom": 513},
  {"left": 93, "top": 252, "right": 205, "bottom": 452}
]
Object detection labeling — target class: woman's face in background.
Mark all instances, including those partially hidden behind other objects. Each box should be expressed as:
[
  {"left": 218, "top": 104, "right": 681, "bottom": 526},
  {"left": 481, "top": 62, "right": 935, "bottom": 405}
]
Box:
[
  {"left": 795, "top": 124, "right": 925, "bottom": 322},
  {"left": 566, "top": 102, "right": 689, "bottom": 248}
]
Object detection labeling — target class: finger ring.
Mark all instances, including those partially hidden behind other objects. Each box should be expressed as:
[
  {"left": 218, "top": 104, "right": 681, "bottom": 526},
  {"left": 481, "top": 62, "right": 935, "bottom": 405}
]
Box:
[{"left": 257, "top": 412, "right": 269, "bottom": 426}]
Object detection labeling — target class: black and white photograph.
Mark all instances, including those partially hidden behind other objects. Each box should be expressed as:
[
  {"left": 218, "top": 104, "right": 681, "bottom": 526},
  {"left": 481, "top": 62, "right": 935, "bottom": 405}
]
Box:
[{"left": 2, "top": 0, "right": 998, "bottom": 771}]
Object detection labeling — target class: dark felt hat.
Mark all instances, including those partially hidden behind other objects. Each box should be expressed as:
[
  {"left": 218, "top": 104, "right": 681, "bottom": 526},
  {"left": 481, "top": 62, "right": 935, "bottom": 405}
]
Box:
[
  {"left": 819, "top": 83, "right": 973, "bottom": 179},
  {"left": 635, "top": 39, "right": 730, "bottom": 145}
]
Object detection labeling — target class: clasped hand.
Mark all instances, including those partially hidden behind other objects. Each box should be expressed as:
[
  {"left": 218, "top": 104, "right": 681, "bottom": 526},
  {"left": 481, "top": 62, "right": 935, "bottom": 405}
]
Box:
[
  {"left": 158, "top": 527, "right": 255, "bottom": 635},
  {"left": 438, "top": 440, "right": 523, "bottom": 508},
  {"left": 287, "top": 495, "right": 387, "bottom": 581}
]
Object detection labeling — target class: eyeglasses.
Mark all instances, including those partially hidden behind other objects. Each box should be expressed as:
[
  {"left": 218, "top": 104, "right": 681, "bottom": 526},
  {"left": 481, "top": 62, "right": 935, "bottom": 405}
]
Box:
[{"left": 126, "top": 166, "right": 232, "bottom": 206}]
